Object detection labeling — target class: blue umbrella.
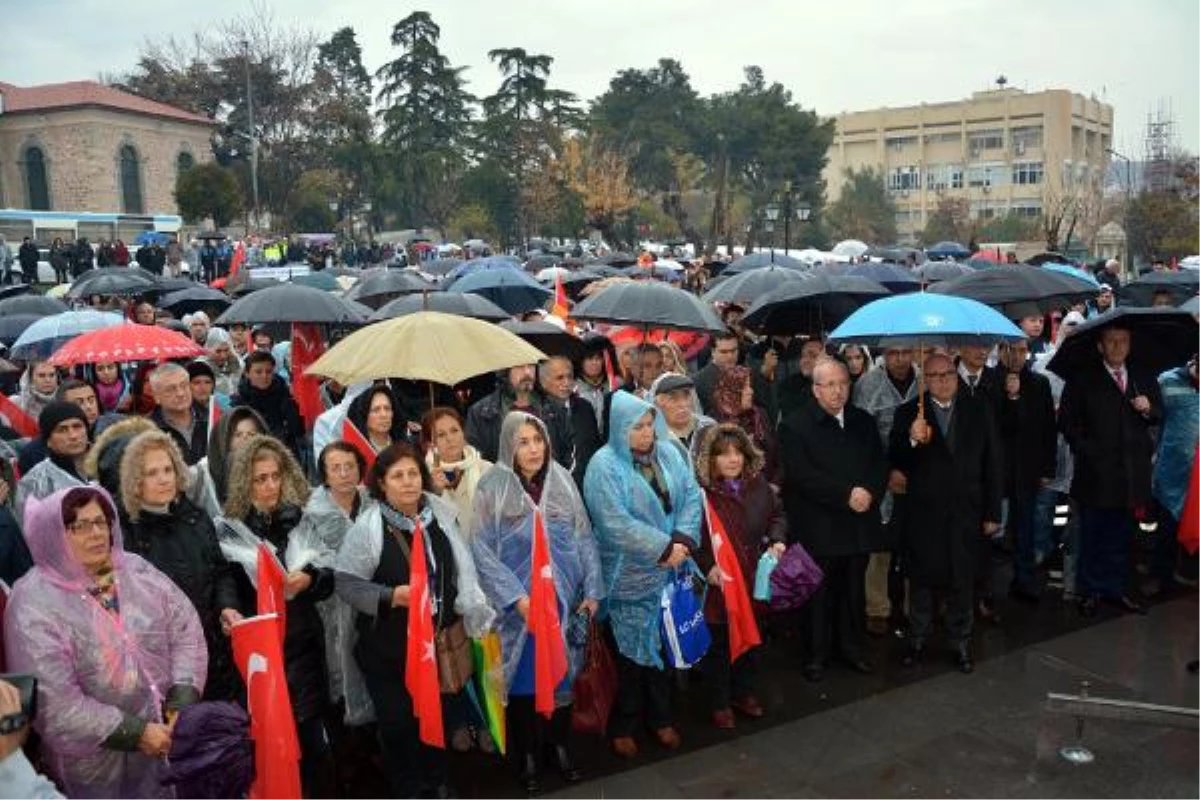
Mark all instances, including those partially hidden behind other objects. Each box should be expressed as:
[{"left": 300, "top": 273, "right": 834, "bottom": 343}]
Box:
[
  {"left": 448, "top": 268, "right": 552, "bottom": 316},
  {"left": 829, "top": 292, "right": 1026, "bottom": 349},
  {"left": 11, "top": 310, "right": 126, "bottom": 360},
  {"left": 824, "top": 262, "right": 920, "bottom": 293},
  {"left": 134, "top": 231, "right": 171, "bottom": 247},
  {"left": 445, "top": 255, "right": 522, "bottom": 285},
  {"left": 926, "top": 241, "right": 972, "bottom": 260},
  {"left": 1042, "top": 262, "right": 1100, "bottom": 288}
]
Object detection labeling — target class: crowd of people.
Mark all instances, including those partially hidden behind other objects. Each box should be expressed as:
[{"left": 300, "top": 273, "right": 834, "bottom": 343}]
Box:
[{"left": 0, "top": 264, "right": 1194, "bottom": 800}]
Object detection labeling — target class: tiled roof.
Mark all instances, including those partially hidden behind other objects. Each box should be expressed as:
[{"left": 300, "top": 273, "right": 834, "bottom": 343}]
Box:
[{"left": 0, "top": 80, "right": 215, "bottom": 126}]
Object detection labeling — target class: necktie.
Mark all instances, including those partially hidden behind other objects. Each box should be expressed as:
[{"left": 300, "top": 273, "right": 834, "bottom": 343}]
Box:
[
  {"left": 1115, "top": 368, "right": 1126, "bottom": 393},
  {"left": 968, "top": 375, "right": 979, "bottom": 390}
]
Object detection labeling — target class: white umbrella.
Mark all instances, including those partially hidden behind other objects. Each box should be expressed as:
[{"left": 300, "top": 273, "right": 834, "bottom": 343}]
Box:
[
  {"left": 832, "top": 239, "right": 870, "bottom": 258},
  {"left": 536, "top": 266, "right": 571, "bottom": 282}
]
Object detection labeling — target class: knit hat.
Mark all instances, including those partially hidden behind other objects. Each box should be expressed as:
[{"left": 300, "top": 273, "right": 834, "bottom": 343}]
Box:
[
  {"left": 39, "top": 400, "right": 88, "bottom": 440},
  {"left": 187, "top": 360, "right": 216, "bottom": 382}
]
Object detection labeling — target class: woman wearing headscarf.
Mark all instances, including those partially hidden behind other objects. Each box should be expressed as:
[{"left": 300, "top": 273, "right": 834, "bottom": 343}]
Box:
[
  {"left": 334, "top": 442, "right": 494, "bottom": 798},
  {"left": 469, "top": 412, "right": 603, "bottom": 792},
  {"left": 422, "top": 405, "right": 491, "bottom": 531},
  {"left": 203, "top": 327, "right": 243, "bottom": 397},
  {"left": 692, "top": 424, "right": 787, "bottom": 729},
  {"left": 838, "top": 344, "right": 874, "bottom": 387},
  {"left": 582, "top": 390, "right": 703, "bottom": 759},
  {"left": 196, "top": 406, "right": 268, "bottom": 518},
  {"left": 220, "top": 435, "right": 336, "bottom": 797},
  {"left": 709, "top": 365, "right": 780, "bottom": 486},
  {"left": 87, "top": 361, "right": 134, "bottom": 414},
  {"left": 4, "top": 486, "right": 207, "bottom": 798},
  {"left": 119, "top": 430, "right": 243, "bottom": 702}
]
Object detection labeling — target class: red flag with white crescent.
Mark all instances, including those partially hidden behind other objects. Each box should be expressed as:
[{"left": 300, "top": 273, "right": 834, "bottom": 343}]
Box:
[
  {"left": 290, "top": 323, "right": 325, "bottom": 432},
  {"left": 341, "top": 417, "right": 376, "bottom": 472},
  {"left": 232, "top": 614, "right": 301, "bottom": 800},
  {"left": 705, "top": 493, "right": 761, "bottom": 662},
  {"left": 406, "top": 519, "right": 445, "bottom": 748},
  {"left": 529, "top": 510, "right": 568, "bottom": 717}
]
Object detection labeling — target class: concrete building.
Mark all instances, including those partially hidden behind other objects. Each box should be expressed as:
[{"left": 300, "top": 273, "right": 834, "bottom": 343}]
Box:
[
  {"left": 0, "top": 80, "right": 215, "bottom": 216},
  {"left": 823, "top": 87, "right": 1114, "bottom": 245}
]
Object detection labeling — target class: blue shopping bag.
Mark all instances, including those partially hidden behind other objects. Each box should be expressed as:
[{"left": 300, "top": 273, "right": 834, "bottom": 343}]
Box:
[
  {"left": 659, "top": 564, "right": 711, "bottom": 669},
  {"left": 753, "top": 550, "right": 778, "bottom": 602}
]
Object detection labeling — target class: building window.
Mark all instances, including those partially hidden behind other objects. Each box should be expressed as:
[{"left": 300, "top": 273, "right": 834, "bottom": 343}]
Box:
[
  {"left": 1012, "top": 161, "right": 1044, "bottom": 185},
  {"left": 968, "top": 129, "right": 1005, "bottom": 152},
  {"left": 1010, "top": 126, "right": 1043, "bottom": 154},
  {"left": 119, "top": 145, "right": 144, "bottom": 214},
  {"left": 1013, "top": 204, "right": 1042, "bottom": 218},
  {"left": 888, "top": 166, "right": 920, "bottom": 191},
  {"left": 23, "top": 146, "right": 51, "bottom": 210},
  {"left": 177, "top": 151, "right": 195, "bottom": 175}
]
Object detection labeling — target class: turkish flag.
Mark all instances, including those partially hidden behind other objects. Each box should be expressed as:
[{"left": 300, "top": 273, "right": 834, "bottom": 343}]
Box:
[
  {"left": 342, "top": 417, "right": 377, "bottom": 473},
  {"left": 290, "top": 323, "right": 326, "bottom": 432},
  {"left": 528, "top": 510, "right": 568, "bottom": 718},
  {"left": 706, "top": 494, "right": 761, "bottom": 662},
  {"left": 229, "top": 242, "right": 246, "bottom": 280},
  {"left": 0, "top": 394, "right": 38, "bottom": 439},
  {"left": 1178, "top": 446, "right": 1199, "bottom": 555},
  {"left": 550, "top": 273, "right": 572, "bottom": 333},
  {"left": 207, "top": 395, "right": 221, "bottom": 435},
  {"left": 232, "top": 614, "right": 302, "bottom": 800},
  {"left": 406, "top": 519, "right": 444, "bottom": 748},
  {"left": 256, "top": 542, "right": 287, "bottom": 637}
]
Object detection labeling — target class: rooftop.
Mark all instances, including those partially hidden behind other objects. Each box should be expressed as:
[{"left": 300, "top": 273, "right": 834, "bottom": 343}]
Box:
[{"left": 0, "top": 80, "right": 214, "bottom": 126}]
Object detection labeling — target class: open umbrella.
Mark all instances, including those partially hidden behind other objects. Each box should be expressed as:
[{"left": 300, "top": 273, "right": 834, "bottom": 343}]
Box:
[
  {"left": 593, "top": 253, "right": 639, "bottom": 268},
  {"left": 0, "top": 284, "right": 31, "bottom": 300},
  {"left": 11, "top": 310, "right": 126, "bottom": 360},
  {"left": 925, "top": 241, "right": 972, "bottom": 260},
  {"left": 370, "top": 292, "right": 511, "bottom": 322},
  {"left": 498, "top": 320, "right": 585, "bottom": 361},
  {"left": 0, "top": 314, "right": 42, "bottom": 347},
  {"left": 48, "top": 321, "right": 207, "bottom": 367},
  {"left": 914, "top": 260, "right": 976, "bottom": 283},
  {"left": 229, "top": 277, "right": 280, "bottom": 297},
  {"left": 448, "top": 269, "right": 552, "bottom": 316},
  {"left": 158, "top": 286, "right": 233, "bottom": 317},
  {"left": 1180, "top": 295, "right": 1199, "bottom": 317},
  {"left": 155, "top": 276, "right": 197, "bottom": 293},
  {"left": 445, "top": 256, "right": 522, "bottom": 285},
  {"left": 1025, "top": 251, "right": 1070, "bottom": 266},
  {"left": 702, "top": 265, "right": 811, "bottom": 306},
  {"left": 1045, "top": 307, "right": 1198, "bottom": 381},
  {"left": 422, "top": 257, "right": 464, "bottom": 277},
  {"left": 307, "top": 310, "right": 547, "bottom": 386},
  {"left": 1117, "top": 271, "right": 1199, "bottom": 307},
  {"left": 824, "top": 262, "right": 920, "bottom": 293},
  {"left": 1042, "top": 262, "right": 1100, "bottom": 287},
  {"left": 291, "top": 272, "right": 341, "bottom": 292},
  {"left": 741, "top": 274, "right": 889, "bottom": 336},
  {"left": 829, "top": 292, "right": 1026, "bottom": 349},
  {"left": 216, "top": 283, "right": 366, "bottom": 325},
  {"left": 627, "top": 263, "right": 679, "bottom": 281},
  {"left": 723, "top": 252, "right": 808, "bottom": 274},
  {"left": 535, "top": 266, "right": 572, "bottom": 283},
  {"left": 346, "top": 270, "right": 436, "bottom": 309},
  {"left": 571, "top": 280, "right": 725, "bottom": 332},
  {"left": 66, "top": 267, "right": 159, "bottom": 298},
  {"left": 831, "top": 239, "right": 870, "bottom": 259},
  {"left": 0, "top": 294, "right": 68, "bottom": 317},
  {"left": 525, "top": 254, "right": 562, "bottom": 273},
  {"left": 928, "top": 266, "right": 1097, "bottom": 318},
  {"left": 603, "top": 325, "right": 711, "bottom": 361}
]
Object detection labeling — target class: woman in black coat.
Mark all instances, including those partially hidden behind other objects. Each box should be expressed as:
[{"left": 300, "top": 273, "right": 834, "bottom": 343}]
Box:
[{"left": 117, "top": 429, "right": 243, "bottom": 701}]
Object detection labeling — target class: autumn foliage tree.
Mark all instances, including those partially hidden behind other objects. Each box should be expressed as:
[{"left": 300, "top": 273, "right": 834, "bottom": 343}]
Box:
[{"left": 554, "top": 137, "right": 637, "bottom": 245}]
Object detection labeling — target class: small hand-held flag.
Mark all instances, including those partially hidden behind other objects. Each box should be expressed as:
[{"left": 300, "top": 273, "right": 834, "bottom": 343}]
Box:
[
  {"left": 528, "top": 510, "right": 568, "bottom": 717},
  {"left": 0, "top": 395, "right": 38, "bottom": 439},
  {"left": 256, "top": 542, "right": 287, "bottom": 637},
  {"left": 705, "top": 493, "right": 761, "bottom": 662},
  {"left": 232, "top": 614, "right": 301, "bottom": 800},
  {"left": 207, "top": 396, "right": 221, "bottom": 435},
  {"left": 406, "top": 519, "right": 445, "bottom": 747},
  {"left": 341, "top": 417, "right": 377, "bottom": 472},
  {"left": 550, "top": 273, "right": 573, "bottom": 333},
  {"left": 290, "top": 323, "right": 326, "bottom": 432},
  {"left": 229, "top": 241, "right": 246, "bottom": 281}
]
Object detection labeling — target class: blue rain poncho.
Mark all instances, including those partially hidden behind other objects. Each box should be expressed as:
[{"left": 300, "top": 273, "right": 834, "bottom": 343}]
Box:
[
  {"left": 1153, "top": 365, "right": 1199, "bottom": 520},
  {"left": 467, "top": 412, "right": 604, "bottom": 703},
  {"left": 582, "top": 390, "right": 702, "bottom": 668}
]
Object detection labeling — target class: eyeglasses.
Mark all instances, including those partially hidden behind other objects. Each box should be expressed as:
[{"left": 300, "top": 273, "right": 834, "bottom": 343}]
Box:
[{"left": 68, "top": 517, "right": 110, "bottom": 536}]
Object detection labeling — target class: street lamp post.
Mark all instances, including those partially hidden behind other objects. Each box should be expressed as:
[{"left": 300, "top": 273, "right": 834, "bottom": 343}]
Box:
[{"left": 765, "top": 203, "right": 780, "bottom": 261}]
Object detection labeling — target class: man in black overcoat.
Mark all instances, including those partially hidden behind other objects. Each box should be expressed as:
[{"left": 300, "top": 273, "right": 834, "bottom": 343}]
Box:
[
  {"left": 889, "top": 353, "right": 1002, "bottom": 674},
  {"left": 781, "top": 357, "right": 888, "bottom": 682},
  {"left": 1058, "top": 325, "right": 1161, "bottom": 616}
]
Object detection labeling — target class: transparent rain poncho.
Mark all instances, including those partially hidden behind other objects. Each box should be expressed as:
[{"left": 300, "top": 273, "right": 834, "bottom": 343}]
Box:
[
  {"left": 214, "top": 512, "right": 330, "bottom": 591},
  {"left": 467, "top": 412, "right": 604, "bottom": 704},
  {"left": 582, "top": 390, "right": 703, "bottom": 669},
  {"left": 4, "top": 486, "right": 208, "bottom": 798},
  {"left": 332, "top": 491, "right": 495, "bottom": 725}
]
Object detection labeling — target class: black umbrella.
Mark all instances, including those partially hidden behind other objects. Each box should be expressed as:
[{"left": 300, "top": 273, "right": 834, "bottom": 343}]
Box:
[
  {"left": 824, "top": 262, "right": 920, "bottom": 294},
  {"left": 914, "top": 261, "right": 976, "bottom": 283},
  {"left": 570, "top": 280, "right": 725, "bottom": 332},
  {"left": 702, "top": 265, "right": 811, "bottom": 306},
  {"left": 741, "top": 274, "right": 889, "bottom": 336},
  {"left": 0, "top": 284, "right": 31, "bottom": 300},
  {"left": 594, "top": 253, "right": 639, "bottom": 268},
  {"left": 0, "top": 294, "right": 68, "bottom": 317},
  {"left": 346, "top": 270, "right": 438, "bottom": 309},
  {"left": 369, "top": 292, "right": 511, "bottom": 322},
  {"left": 215, "top": 283, "right": 366, "bottom": 325},
  {"left": 0, "top": 314, "right": 43, "bottom": 346},
  {"left": 498, "top": 320, "right": 586, "bottom": 361},
  {"left": 1046, "top": 307, "right": 1197, "bottom": 381},
  {"left": 524, "top": 254, "right": 562, "bottom": 273},
  {"left": 422, "top": 257, "right": 464, "bottom": 277},
  {"left": 67, "top": 267, "right": 159, "bottom": 298},
  {"left": 229, "top": 277, "right": 281, "bottom": 297},
  {"left": 448, "top": 269, "right": 552, "bottom": 316},
  {"left": 1117, "top": 271, "right": 1199, "bottom": 308},
  {"left": 1025, "top": 251, "right": 1071, "bottom": 266},
  {"left": 928, "top": 266, "right": 1097, "bottom": 317},
  {"left": 155, "top": 276, "right": 197, "bottom": 293},
  {"left": 158, "top": 286, "right": 233, "bottom": 316},
  {"left": 724, "top": 252, "right": 808, "bottom": 273}
]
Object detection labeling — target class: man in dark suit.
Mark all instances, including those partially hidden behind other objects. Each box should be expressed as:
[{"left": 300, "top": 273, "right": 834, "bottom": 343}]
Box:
[
  {"left": 1059, "top": 325, "right": 1162, "bottom": 616},
  {"left": 538, "top": 356, "right": 602, "bottom": 487},
  {"left": 890, "top": 353, "right": 1002, "bottom": 674},
  {"left": 995, "top": 339, "right": 1057, "bottom": 601},
  {"left": 781, "top": 357, "right": 888, "bottom": 682}
]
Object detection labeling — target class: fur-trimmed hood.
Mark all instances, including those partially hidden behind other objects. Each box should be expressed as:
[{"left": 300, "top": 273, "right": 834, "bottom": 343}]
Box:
[
  {"left": 223, "top": 434, "right": 310, "bottom": 520},
  {"left": 693, "top": 422, "right": 764, "bottom": 488},
  {"left": 119, "top": 430, "right": 191, "bottom": 521},
  {"left": 82, "top": 416, "right": 158, "bottom": 498}
]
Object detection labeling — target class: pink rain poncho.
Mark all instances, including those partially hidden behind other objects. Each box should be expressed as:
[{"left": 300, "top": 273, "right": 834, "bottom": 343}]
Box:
[{"left": 3, "top": 486, "right": 208, "bottom": 798}]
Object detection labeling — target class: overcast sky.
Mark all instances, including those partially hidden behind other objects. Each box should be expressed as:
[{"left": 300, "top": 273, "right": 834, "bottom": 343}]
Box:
[{"left": 6, "top": 0, "right": 1197, "bottom": 156}]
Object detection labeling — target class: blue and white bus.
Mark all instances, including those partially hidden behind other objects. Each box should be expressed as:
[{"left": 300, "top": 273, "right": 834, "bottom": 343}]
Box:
[{"left": 0, "top": 209, "right": 183, "bottom": 247}]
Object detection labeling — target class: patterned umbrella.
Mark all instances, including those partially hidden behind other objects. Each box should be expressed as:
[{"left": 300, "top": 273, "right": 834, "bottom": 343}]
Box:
[
  {"left": 48, "top": 321, "right": 207, "bottom": 367},
  {"left": 11, "top": 310, "right": 126, "bottom": 360}
]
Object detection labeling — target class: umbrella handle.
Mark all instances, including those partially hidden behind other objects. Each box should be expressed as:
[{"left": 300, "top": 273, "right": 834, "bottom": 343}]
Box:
[{"left": 917, "top": 343, "right": 926, "bottom": 423}]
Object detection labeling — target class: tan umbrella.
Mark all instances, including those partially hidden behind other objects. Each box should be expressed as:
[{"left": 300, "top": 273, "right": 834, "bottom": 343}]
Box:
[{"left": 305, "top": 310, "right": 547, "bottom": 386}]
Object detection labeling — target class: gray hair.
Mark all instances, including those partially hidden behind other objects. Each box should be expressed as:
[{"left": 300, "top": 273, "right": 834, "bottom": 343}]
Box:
[
  {"left": 537, "top": 356, "right": 573, "bottom": 382},
  {"left": 148, "top": 361, "right": 189, "bottom": 389}
]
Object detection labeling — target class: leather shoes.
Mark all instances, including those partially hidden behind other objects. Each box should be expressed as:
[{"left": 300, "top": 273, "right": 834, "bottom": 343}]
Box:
[
  {"left": 900, "top": 643, "right": 924, "bottom": 667},
  {"left": 955, "top": 644, "right": 974, "bottom": 674},
  {"left": 712, "top": 709, "right": 736, "bottom": 729},
  {"left": 1079, "top": 596, "right": 1098, "bottom": 617},
  {"left": 1108, "top": 595, "right": 1147, "bottom": 615},
  {"left": 610, "top": 736, "right": 638, "bottom": 758},
  {"left": 801, "top": 661, "right": 825, "bottom": 682},
  {"left": 551, "top": 745, "right": 582, "bottom": 783},
  {"left": 654, "top": 726, "right": 681, "bottom": 750},
  {"left": 841, "top": 656, "right": 875, "bottom": 675},
  {"left": 518, "top": 753, "right": 539, "bottom": 795},
  {"left": 731, "top": 695, "right": 765, "bottom": 718}
]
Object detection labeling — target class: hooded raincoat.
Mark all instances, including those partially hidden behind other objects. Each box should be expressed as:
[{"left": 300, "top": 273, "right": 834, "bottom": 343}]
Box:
[
  {"left": 4, "top": 487, "right": 207, "bottom": 798},
  {"left": 468, "top": 413, "right": 603, "bottom": 702},
  {"left": 582, "top": 391, "right": 702, "bottom": 668}
]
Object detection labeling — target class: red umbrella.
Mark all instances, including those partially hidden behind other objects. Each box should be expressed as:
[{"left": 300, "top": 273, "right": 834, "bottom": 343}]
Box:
[
  {"left": 48, "top": 321, "right": 207, "bottom": 367},
  {"left": 603, "top": 325, "right": 711, "bottom": 361}
]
